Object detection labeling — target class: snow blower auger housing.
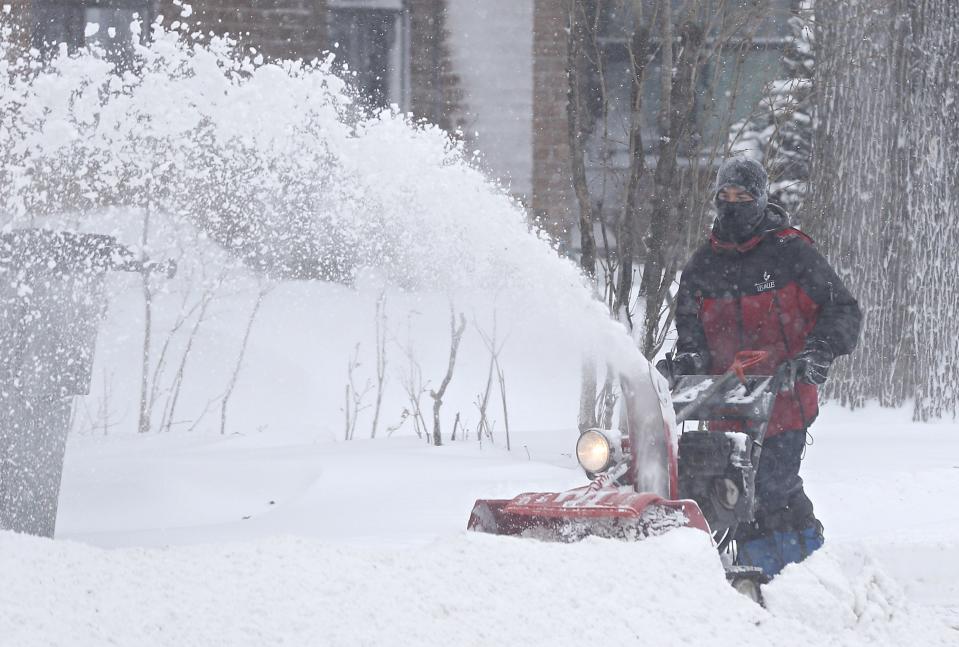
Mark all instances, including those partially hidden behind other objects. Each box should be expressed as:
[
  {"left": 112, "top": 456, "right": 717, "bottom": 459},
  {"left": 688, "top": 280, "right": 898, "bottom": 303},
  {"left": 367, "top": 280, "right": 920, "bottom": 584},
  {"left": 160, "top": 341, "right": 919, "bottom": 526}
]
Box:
[{"left": 468, "top": 351, "right": 786, "bottom": 548}]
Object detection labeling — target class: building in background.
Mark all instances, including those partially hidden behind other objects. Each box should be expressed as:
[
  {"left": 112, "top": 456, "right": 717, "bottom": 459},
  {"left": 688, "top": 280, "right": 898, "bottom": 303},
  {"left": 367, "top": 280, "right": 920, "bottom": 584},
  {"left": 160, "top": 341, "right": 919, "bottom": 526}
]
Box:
[
  {"left": 13, "top": 0, "right": 794, "bottom": 246},
  {"left": 25, "top": 0, "right": 156, "bottom": 56}
]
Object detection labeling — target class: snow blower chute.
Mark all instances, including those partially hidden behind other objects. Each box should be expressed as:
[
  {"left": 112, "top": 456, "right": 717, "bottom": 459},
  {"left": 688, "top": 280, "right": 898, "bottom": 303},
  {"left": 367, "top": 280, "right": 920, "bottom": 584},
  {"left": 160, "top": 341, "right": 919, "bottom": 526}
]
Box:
[{"left": 469, "top": 351, "right": 788, "bottom": 593}]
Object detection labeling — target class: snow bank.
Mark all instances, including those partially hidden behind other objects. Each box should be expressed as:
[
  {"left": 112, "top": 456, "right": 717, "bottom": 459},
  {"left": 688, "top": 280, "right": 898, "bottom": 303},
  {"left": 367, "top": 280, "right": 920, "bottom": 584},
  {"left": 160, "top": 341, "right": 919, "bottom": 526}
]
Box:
[
  {"left": 2, "top": 528, "right": 953, "bottom": 647},
  {"left": 765, "top": 546, "right": 954, "bottom": 646},
  {"left": 39, "top": 420, "right": 959, "bottom": 647}
]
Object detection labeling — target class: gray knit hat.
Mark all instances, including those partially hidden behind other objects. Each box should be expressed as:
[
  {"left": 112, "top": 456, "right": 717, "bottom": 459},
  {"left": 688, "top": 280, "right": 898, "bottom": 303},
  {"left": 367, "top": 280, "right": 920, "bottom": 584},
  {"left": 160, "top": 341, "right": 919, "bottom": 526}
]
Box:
[{"left": 714, "top": 158, "right": 768, "bottom": 212}]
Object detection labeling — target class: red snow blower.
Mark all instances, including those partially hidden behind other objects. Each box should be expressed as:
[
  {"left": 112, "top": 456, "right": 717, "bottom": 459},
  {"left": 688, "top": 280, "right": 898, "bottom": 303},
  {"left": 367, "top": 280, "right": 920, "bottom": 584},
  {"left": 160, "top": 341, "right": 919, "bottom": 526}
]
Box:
[{"left": 468, "top": 350, "right": 789, "bottom": 600}]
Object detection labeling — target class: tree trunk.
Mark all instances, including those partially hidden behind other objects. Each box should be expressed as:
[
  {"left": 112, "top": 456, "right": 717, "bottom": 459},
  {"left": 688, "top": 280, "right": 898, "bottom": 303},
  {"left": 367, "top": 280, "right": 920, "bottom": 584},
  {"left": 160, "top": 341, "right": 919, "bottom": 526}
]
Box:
[
  {"left": 810, "top": 0, "right": 959, "bottom": 419},
  {"left": 568, "top": 0, "right": 600, "bottom": 433},
  {"left": 137, "top": 209, "right": 152, "bottom": 434},
  {"left": 430, "top": 310, "right": 466, "bottom": 446},
  {"left": 640, "top": 18, "right": 704, "bottom": 359},
  {"left": 567, "top": 0, "right": 597, "bottom": 279},
  {"left": 615, "top": 25, "right": 651, "bottom": 325}
]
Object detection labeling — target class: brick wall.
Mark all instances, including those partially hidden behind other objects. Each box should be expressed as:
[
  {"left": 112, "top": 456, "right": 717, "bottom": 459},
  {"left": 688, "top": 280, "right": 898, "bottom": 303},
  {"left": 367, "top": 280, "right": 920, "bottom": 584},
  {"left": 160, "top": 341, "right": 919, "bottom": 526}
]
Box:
[
  {"left": 157, "top": 0, "right": 328, "bottom": 62},
  {"left": 408, "top": 0, "right": 461, "bottom": 131},
  {"left": 531, "top": 0, "right": 574, "bottom": 243}
]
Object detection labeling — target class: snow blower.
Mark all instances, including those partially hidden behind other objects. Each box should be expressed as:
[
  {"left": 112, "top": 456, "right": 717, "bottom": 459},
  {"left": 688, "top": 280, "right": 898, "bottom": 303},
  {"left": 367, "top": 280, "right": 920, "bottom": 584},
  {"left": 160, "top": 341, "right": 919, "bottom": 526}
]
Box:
[{"left": 468, "top": 350, "right": 789, "bottom": 601}]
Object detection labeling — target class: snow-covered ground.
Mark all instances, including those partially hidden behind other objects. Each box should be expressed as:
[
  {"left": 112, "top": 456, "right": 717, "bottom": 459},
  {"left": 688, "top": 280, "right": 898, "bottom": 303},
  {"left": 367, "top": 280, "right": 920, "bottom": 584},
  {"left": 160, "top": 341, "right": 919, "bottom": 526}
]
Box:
[{"left": 1, "top": 403, "right": 955, "bottom": 646}]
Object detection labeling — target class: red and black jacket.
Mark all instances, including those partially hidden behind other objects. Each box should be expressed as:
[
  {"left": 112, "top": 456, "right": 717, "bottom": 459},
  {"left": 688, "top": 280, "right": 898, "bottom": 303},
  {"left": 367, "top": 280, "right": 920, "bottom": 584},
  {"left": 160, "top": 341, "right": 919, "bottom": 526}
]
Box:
[{"left": 675, "top": 207, "right": 862, "bottom": 437}]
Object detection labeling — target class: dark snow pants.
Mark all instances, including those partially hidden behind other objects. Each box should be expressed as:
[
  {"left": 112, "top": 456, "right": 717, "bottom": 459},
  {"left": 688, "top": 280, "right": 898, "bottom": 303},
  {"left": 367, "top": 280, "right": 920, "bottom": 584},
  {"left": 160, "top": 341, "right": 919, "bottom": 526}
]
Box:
[
  {"left": 736, "top": 429, "right": 823, "bottom": 576},
  {"left": 753, "top": 429, "right": 818, "bottom": 531}
]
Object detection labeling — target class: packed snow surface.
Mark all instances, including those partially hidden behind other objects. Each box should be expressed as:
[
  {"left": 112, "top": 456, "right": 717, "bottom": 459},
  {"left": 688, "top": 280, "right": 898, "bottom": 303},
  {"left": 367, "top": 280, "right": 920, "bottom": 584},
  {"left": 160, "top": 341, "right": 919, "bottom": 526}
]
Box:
[{"left": 1, "top": 528, "right": 944, "bottom": 647}]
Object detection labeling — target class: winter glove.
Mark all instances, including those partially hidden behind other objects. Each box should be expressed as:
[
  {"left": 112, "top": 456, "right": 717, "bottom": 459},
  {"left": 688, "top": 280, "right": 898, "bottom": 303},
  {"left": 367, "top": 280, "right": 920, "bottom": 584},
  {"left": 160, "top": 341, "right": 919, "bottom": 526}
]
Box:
[
  {"left": 655, "top": 352, "right": 707, "bottom": 380},
  {"left": 789, "top": 339, "right": 834, "bottom": 385}
]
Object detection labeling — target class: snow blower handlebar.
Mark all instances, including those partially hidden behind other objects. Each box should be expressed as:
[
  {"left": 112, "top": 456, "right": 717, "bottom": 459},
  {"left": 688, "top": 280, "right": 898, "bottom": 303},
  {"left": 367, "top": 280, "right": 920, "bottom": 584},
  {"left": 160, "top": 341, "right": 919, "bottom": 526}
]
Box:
[{"left": 674, "top": 351, "right": 771, "bottom": 425}]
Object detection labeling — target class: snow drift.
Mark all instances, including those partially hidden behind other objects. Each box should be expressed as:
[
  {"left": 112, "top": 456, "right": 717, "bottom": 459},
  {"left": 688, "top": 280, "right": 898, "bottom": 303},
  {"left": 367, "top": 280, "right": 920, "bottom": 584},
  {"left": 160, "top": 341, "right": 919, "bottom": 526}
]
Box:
[{"left": 1, "top": 527, "right": 952, "bottom": 647}]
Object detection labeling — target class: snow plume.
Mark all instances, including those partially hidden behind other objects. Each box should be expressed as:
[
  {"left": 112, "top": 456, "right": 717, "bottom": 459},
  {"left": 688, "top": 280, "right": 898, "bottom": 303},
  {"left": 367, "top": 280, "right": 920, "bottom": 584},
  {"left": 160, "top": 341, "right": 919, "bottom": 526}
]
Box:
[
  {"left": 1, "top": 25, "right": 522, "bottom": 293},
  {"left": 0, "top": 21, "right": 649, "bottom": 437}
]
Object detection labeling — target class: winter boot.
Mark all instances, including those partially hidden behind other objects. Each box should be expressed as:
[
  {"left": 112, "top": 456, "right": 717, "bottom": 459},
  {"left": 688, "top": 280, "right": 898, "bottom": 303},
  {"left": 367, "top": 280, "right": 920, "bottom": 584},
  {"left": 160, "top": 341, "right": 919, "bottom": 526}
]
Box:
[{"left": 736, "top": 522, "right": 824, "bottom": 577}]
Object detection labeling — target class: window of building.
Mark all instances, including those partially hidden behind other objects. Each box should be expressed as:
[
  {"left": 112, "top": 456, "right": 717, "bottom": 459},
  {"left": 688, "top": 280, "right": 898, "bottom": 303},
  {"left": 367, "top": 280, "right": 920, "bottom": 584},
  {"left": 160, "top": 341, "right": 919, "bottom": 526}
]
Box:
[
  {"left": 328, "top": 0, "right": 410, "bottom": 112},
  {"left": 567, "top": 0, "right": 795, "bottom": 241},
  {"left": 592, "top": 1, "right": 792, "bottom": 159},
  {"left": 30, "top": 1, "right": 85, "bottom": 52},
  {"left": 579, "top": 0, "right": 793, "bottom": 179},
  {"left": 83, "top": 6, "right": 141, "bottom": 63}
]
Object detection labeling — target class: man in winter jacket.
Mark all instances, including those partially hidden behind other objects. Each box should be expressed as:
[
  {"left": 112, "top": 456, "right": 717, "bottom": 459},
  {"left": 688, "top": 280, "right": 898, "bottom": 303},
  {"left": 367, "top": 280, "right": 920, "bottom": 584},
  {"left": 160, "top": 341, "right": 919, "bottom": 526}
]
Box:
[{"left": 660, "top": 157, "right": 861, "bottom": 577}]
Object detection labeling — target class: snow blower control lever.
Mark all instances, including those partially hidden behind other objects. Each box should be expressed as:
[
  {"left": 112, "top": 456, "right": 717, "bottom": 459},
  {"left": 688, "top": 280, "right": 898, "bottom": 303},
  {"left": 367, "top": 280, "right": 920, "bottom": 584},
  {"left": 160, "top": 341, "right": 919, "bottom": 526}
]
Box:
[{"left": 673, "top": 350, "right": 769, "bottom": 425}]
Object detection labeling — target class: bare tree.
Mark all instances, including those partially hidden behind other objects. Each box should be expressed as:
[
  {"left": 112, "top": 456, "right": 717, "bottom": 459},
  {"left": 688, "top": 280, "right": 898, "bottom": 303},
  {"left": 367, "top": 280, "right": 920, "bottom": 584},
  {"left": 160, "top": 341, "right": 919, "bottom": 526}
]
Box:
[
  {"left": 473, "top": 315, "right": 498, "bottom": 444},
  {"left": 396, "top": 313, "right": 430, "bottom": 441},
  {"left": 595, "top": 366, "right": 619, "bottom": 430},
  {"left": 186, "top": 395, "right": 221, "bottom": 434},
  {"left": 97, "top": 371, "right": 121, "bottom": 436},
  {"left": 137, "top": 208, "right": 153, "bottom": 434},
  {"left": 429, "top": 307, "right": 467, "bottom": 447},
  {"left": 572, "top": 0, "right": 772, "bottom": 320},
  {"left": 385, "top": 410, "right": 411, "bottom": 437},
  {"left": 75, "top": 370, "right": 122, "bottom": 437},
  {"left": 148, "top": 288, "right": 203, "bottom": 429},
  {"left": 495, "top": 360, "right": 511, "bottom": 452},
  {"left": 343, "top": 343, "right": 374, "bottom": 441},
  {"left": 160, "top": 284, "right": 219, "bottom": 433},
  {"left": 219, "top": 284, "right": 271, "bottom": 435},
  {"left": 567, "top": 0, "right": 602, "bottom": 433},
  {"left": 369, "top": 292, "right": 388, "bottom": 439},
  {"left": 474, "top": 311, "right": 510, "bottom": 448},
  {"left": 567, "top": 0, "right": 600, "bottom": 284},
  {"left": 450, "top": 412, "right": 461, "bottom": 441},
  {"left": 565, "top": 0, "right": 773, "bottom": 431}
]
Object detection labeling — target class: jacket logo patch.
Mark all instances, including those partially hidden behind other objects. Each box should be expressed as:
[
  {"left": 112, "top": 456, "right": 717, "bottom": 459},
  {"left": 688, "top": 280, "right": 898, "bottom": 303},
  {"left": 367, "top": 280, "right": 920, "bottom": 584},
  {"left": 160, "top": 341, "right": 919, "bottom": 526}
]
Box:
[{"left": 755, "top": 271, "right": 776, "bottom": 293}]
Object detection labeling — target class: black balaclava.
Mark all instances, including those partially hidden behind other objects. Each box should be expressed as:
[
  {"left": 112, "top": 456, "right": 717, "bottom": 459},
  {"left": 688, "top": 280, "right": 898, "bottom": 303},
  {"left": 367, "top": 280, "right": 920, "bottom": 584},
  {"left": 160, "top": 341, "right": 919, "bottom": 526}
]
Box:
[{"left": 713, "top": 158, "right": 769, "bottom": 244}]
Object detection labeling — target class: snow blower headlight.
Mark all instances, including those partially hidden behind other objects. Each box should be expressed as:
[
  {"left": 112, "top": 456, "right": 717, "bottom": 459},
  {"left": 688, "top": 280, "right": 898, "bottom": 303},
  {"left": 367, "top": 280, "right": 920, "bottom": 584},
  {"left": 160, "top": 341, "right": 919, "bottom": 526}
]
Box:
[{"left": 576, "top": 429, "right": 621, "bottom": 474}]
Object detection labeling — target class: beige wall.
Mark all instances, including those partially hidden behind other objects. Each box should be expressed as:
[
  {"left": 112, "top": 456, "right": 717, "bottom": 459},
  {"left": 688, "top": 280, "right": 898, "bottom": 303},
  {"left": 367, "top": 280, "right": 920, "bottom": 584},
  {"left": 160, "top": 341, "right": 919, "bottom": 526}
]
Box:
[{"left": 446, "top": 0, "right": 533, "bottom": 198}]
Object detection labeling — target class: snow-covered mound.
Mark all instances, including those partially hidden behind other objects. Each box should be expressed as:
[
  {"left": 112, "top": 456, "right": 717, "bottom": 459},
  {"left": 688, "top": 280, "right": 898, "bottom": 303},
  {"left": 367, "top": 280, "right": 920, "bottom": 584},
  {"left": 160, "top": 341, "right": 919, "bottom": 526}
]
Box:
[{"left": 765, "top": 546, "right": 945, "bottom": 645}]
